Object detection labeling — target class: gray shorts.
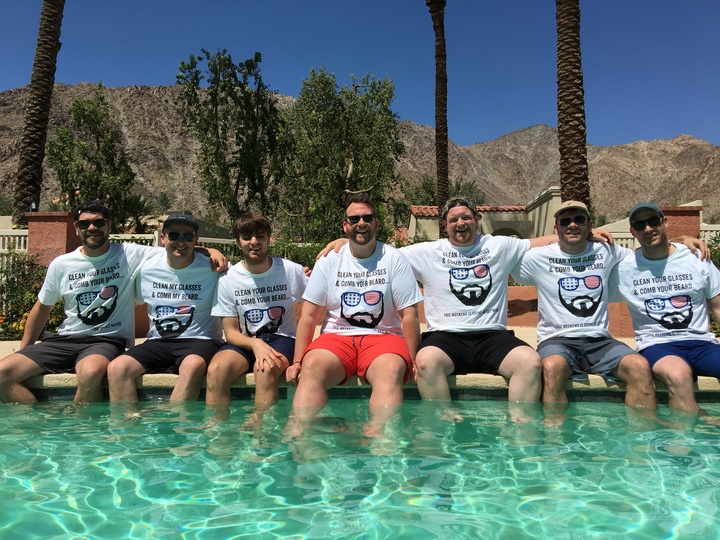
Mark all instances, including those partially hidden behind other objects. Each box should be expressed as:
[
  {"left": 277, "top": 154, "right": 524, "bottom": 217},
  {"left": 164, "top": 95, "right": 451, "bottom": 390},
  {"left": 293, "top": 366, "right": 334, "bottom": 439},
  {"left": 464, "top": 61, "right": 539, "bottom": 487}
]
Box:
[
  {"left": 537, "top": 335, "right": 635, "bottom": 381},
  {"left": 20, "top": 334, "right": 126, "bottom": 374}
]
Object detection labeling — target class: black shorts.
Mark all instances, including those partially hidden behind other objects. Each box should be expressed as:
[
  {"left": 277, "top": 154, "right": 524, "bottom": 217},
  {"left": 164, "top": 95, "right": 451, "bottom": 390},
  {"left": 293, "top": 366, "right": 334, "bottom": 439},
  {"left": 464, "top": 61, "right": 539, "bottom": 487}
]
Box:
[
  {"left": 419, "top": 330, "right": 531, "bottom": 375},
  {"left": 124, "top": 338, "right": 222, "bottom": 374},
  {"left": 20, "top": 334, "right": 126, "bottom": 374}
]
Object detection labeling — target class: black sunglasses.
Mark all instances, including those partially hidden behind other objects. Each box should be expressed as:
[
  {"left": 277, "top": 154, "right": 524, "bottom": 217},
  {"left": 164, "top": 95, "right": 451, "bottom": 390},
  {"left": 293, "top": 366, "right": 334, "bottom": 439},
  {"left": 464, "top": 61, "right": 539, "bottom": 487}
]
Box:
[
  {"left": 631, "top": 215, "right": 663, "bottom": 231},
  {"left": 76, "top": 219, "right": 107, "bottom": 230},
  {"left": 345, "top": 213, "right": 375, "bottom": 225},
  {"left": 166, "top": 231, "right": 196, "bottom": 242},
  {"left": 558, "top": 215, "right": 587, "bottom": 227}
]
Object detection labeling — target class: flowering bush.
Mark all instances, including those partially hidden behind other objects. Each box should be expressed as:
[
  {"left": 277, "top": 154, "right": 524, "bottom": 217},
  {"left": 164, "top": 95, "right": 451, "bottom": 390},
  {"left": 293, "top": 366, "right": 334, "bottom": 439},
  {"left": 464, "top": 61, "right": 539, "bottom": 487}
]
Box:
[{"left": 0, "top": 249, "right": 64, "bottom": 340}]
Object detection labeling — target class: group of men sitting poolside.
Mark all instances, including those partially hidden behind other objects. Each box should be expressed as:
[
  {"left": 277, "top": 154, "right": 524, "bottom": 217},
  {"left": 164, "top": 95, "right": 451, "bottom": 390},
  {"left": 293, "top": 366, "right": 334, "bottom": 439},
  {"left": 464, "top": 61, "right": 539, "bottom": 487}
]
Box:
[{"left": 1, "top": 194, "right": 719, "bottom": 433}]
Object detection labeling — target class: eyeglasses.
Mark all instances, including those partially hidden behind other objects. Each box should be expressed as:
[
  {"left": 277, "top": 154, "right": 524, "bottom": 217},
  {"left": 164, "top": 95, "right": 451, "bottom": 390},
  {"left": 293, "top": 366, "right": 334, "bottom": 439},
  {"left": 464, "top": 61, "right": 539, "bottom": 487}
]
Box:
[
  {"left": 166, "top": 231, "right": 196, "bottom": 242},
  {"left": 76, "top": 219, "right": 107, "bottom": 229},
  {"left": 644, "top": 295, "right": 690, "bottom": 312},
  {"left": 345, "top": 213, "right": 375, "bottom": 225},
  {"left": 558, "top": 215, "right": 587, "bottom": 227},
  {"left": 559, "top": 275, "right": 601, "bottom": 291},
  {"left": 631, "top": 215, "right": 662, "bottom": 231},
  {"left": 450, "top": 265, "right": 489, "bottom": 280},
  {"left": 245, "top": 306, "right": 285, "bottom": 324},
  {"left": 341, "top": 291, "right": 382, "bottom": 307}
]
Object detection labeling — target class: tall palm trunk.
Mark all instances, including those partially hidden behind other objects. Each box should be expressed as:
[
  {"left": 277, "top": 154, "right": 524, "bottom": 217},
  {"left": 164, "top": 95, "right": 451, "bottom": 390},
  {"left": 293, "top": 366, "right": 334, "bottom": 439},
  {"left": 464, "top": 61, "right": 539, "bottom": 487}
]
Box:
[
  {"left": 555, "top": 0, "right": 590, "bottom": 208},
  {"left": 426, "top": 0, "right": 449, "bottom": 236},
  {"left": 13, "top": 0, "right": 66, "bottom": 226}
]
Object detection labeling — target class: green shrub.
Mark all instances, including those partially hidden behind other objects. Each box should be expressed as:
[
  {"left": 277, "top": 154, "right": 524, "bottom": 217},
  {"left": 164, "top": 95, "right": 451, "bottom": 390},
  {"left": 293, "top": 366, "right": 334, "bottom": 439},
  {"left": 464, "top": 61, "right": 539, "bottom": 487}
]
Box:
[
  {"left": 0, "top": 249, "right": 65, "bottom": 340},
  {"left": 270, "top": 238, "right": 326, "bottom": 270}
]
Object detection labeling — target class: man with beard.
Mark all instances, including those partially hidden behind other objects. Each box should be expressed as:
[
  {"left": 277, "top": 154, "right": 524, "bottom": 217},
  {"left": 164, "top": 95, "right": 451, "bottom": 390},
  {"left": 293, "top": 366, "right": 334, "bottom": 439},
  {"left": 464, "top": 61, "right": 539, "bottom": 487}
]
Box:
[
  {"left": 613, "top": 202, "right": 720, "bottom": 413},
  {"left": 0, "top": 201, "right": 226, "bottom": 403},
  {"left": 205, "top": 212, "right": 307, "bottom": 424},
  {"left": 108, "top": 214, "right": 224, "bottom": 403},
  {"left": 285, "top": 193, "right": 422, "bottom": 436},
  {"left": 512, "top": 201, "right": 656, "bottom": 413}
]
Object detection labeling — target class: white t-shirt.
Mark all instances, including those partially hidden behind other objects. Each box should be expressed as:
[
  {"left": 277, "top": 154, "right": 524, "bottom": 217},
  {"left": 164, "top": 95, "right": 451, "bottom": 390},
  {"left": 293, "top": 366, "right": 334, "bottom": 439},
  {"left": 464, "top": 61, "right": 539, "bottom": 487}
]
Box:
[
  {"left": 212, "top": 257, "right": 307, "bottom": 338},
  {"left": 38, "top": 242, "right": 160, "bottom": 346},
  {"left": 304, "top": 242, "right": 423, "bottom": 336},
  {"left": 136, "top": 253, "right": 222, "bottom": 341},
  {"left": 400, "top": 235, "right": 530, "bottom": 331},
  {"left": 613, "top": 244, "right": 720, "bottom": 350},
  {"left": 512, "top": 241, "right": 631, "bottom": 342}
]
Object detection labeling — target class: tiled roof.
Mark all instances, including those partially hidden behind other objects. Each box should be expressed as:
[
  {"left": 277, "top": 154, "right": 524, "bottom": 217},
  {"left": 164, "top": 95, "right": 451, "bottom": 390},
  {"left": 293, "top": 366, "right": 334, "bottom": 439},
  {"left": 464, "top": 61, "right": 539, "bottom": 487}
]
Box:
[{"left": 410, "top": 205, "right": 527, "bottom": 218}]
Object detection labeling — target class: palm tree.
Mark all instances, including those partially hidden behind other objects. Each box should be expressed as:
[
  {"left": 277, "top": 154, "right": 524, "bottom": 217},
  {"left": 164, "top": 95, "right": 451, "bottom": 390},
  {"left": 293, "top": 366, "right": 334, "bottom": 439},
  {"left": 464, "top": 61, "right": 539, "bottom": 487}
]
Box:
[
  {"left": 426, "top": 0, "right": 449, "bottom": 236},
  {"left": 555, "top": 0, "right": 591, "bottom": 208},
  {"left": 13, "top": 0, "right": 66, "bottom": 227}
]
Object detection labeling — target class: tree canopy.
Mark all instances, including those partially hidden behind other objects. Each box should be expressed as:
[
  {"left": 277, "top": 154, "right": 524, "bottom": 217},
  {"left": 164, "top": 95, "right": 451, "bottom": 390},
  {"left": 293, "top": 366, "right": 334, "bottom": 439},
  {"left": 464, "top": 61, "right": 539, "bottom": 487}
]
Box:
[
  {"left": 277, "top": 68, "right": 404, "bottom": 242},
  {"left": 176, "top": 49, "right": 283, "bottom": 223}
]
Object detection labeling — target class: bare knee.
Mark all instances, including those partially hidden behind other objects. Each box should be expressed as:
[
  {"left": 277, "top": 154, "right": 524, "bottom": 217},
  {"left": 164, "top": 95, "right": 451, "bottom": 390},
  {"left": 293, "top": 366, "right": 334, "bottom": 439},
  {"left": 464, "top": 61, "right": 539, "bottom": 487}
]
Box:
[
  {"left": 415, "top": 348, "right": 451, "bottom": 377},
  {"left": 179, "top": 356, "right": 207, "bottom": 377},
  {"left": 619, "top": 354, "right": 653, "bottom": 384},
  {"left": 107, "top": 356, "right": 143, "bottom": 380}
]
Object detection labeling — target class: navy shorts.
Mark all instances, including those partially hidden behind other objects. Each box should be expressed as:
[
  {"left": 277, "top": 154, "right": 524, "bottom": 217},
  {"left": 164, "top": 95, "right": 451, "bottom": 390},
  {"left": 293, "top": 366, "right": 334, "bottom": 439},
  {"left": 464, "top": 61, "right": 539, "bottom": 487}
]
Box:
[
  {"left": 538, "top": 336, "right": 636, "bottom": 381},
  {"left": 124, "top": 338, "right": 222, "bottom": 374},
  {"left": 20, "top": 334, "right": 126, "bottom": 374},
  {"left": 217, "top": 334, "right": 295, "bottom": 369},
  {"left": 640, "top": 340, "right": 720, "bottom": 377},
  {"left": 419, "top": 330, "right": 531, "bottom": 375}
]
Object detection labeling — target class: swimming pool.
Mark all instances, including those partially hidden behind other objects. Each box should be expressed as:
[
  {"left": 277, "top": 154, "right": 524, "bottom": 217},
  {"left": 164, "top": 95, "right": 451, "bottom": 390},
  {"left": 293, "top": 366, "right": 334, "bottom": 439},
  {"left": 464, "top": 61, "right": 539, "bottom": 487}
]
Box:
[{"left": 1, "top": 400, "right": 719, "bottom": 539}]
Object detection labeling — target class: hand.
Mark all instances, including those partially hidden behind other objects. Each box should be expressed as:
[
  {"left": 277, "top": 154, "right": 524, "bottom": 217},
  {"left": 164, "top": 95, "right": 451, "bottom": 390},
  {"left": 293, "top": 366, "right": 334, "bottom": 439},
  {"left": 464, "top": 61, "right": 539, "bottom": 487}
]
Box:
[
  {"left": 251, "top": 338, "right": 286, "bottom": 372},
  {"left": 588, "top": 228, "right": 614, "bottom": 245},
  {"left": 316, "top": 238, "right": 348, "bottom": 260},
  {"left": 207, "top": 248, "right": 229, "bottom": 272},
  {"left": 286, "top": 363, "right": 302, "bottom": 385}
]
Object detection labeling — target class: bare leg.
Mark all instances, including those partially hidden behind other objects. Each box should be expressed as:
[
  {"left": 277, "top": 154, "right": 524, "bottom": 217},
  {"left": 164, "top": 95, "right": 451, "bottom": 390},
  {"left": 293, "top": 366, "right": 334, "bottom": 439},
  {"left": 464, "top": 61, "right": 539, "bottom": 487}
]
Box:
[
  {"left": 541, "top": 354, "right": 573, "bottom": 427},
  {"left": 286, "top": 349, "right": 345, "bottom": 437},
  {"left": 541, "top": 354, "right": 573, "bottom": 403},
  {"left": 74, "top": 354, "right": 111, "bottom": 403},
  {"left": 170, "top": 355, "right": 207, "bottom": 402},
  {"left": 414, "top": 346, "right": 454, "bottom": 400},
  {"left": 652, "top": 355, "right": 698, "bottom": 411},
  {"left": 613, "top": 353, "right": 656, "bottom": 409},
  {"left": 498, "top": 346, "right": 542, "bottom": 423},
  {"left": 205, "top": 349, "right": 250, "bottom": 405},
  {"left": 243, "top": 356, "right": 290, "bottom": 429},
  {"left": 364, "top": 353, "right": 406, "bottom": 437},
  {"left": 107, "top": 354, "right": 146, "bottom": 402},
  {"left": 0, "top": 353, "right": 44, "bottom": 403}
]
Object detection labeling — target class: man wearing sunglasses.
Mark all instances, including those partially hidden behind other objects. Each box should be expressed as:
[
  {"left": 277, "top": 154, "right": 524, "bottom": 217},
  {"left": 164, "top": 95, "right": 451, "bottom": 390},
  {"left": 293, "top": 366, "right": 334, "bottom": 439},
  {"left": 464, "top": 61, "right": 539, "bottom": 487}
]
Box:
[
  {"left": 286, "top": 193, "right": 422, "bottom": 436},
  {"left": 108, "top": 214, "right": 225, "bottom": 403},
  {"left": 0, "top": 201, "right": 227, "bottom": 403},
  {"left": 613, "top": 202, "right": 720, "bottom": 415},
  {"left": 205, "top": 212, "right": 308, "bottom": 426},
  {"left": 512, "top": 201, "right": 658, "bottom": 422}
]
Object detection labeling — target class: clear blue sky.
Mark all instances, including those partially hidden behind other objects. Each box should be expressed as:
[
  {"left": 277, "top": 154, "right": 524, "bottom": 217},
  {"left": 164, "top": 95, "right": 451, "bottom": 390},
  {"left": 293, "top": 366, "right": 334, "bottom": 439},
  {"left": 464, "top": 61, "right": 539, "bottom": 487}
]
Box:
[{"left": 1, "top": 0, "right": 718, "bottom": 147}]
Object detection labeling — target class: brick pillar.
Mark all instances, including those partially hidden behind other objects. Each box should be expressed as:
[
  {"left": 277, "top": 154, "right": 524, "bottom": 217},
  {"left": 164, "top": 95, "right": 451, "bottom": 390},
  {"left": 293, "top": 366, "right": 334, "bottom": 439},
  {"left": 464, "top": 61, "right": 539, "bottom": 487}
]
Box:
[
  {"left": 662, "top": 206, "right": 701, "bottom": 239},
  {"left": 25, "top": 212, "right": 81, "bottom": 267}
]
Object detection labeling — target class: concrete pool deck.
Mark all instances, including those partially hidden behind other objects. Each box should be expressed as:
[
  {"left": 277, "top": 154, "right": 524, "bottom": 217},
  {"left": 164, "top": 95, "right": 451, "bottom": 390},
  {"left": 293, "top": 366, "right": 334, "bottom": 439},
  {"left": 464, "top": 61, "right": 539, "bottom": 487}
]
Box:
[{"left": 4, "top": 327, "right": 720, "bottom": 402}]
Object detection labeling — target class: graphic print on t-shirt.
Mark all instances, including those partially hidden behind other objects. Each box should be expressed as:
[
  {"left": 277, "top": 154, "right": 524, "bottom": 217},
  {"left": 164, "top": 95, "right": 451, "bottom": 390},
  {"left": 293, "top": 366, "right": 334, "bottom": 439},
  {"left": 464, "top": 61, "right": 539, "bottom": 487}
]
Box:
[
  {"left": 76, "top": 285, "right": 119, "bottom": 325},
  {"left": 153, "top": 305, "right": 195, "bottom": 337},
  {"left": 340, "top": 290, "right": 384, "bottom": 329},
  {"left": 448, "top": 264, "right": 492, "bottom": 306},
  {"left": 644, "top": 295, "right": 693, "bottom": 330},
  {"left": 243, "top": 306, "right": 285, "bottom": 336},
  {"left": 557, "top": 274, "right": 603, "bottom": 317}
]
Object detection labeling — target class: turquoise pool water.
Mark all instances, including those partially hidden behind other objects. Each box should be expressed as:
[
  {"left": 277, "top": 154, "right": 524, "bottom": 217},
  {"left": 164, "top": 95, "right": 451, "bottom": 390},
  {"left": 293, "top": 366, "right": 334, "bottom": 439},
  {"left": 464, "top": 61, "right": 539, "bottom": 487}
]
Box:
[{"left": 1, "top": 400, "right": 719, "bottom": 539}]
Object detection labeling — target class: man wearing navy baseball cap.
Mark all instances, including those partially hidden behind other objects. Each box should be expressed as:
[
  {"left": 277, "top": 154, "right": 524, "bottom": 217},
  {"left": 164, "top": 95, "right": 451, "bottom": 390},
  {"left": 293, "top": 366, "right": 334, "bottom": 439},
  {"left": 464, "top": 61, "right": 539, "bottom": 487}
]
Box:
[{"left": 613, "top": 202, "right": 720, "bottom": 416}]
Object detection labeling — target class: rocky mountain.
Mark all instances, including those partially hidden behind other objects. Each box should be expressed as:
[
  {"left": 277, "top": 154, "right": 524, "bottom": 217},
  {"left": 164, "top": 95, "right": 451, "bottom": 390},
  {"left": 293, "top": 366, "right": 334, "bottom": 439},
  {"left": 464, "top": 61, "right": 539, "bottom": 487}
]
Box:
[{"left": 1, "top": 83, "right": 718, "bottom": 223}]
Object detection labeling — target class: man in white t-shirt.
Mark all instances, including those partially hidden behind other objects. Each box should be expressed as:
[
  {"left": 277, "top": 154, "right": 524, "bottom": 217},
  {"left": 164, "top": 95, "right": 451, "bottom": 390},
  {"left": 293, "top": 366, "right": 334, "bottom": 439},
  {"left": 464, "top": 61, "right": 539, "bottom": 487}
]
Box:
[
  {"left": 512, "top": 201, "right": 655, "bottom": 413},
  {"left": 286, "top": 193, "right": 423, "bottom": 435},
  {"left": 613, "top": 202, "right": 720, "bottom": 413},
  {"left": 107, "top": 214, "right": 223, "bottom": 403},
  {"left": 207, "top": 212, "right": 307, "bottom": 423}
]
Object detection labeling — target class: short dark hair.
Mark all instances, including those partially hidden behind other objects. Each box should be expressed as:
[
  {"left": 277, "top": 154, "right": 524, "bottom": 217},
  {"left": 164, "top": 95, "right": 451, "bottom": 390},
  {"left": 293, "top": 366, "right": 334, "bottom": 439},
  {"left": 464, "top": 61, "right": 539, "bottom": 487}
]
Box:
[
  {"left": 441, "top": 196, "right": 478, "bottom": 221},
  {"left": 73, "top": 199, "right": 111, "bottom": 221},
  {"left": 232, "top": 212, "right": 272, "bottom": 241},
  {"left": 344, "top": 193, "right": 376, "bottom": 216}
]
